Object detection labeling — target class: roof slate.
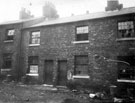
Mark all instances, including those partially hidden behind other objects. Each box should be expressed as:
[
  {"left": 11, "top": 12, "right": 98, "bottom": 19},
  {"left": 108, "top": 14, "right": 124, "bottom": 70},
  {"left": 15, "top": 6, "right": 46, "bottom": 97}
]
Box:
[
  {"left": 0, "top": 7, "right": 135, "bottom": 28},
  {"left": 29, "top": 7, "right": 135, "bottom": 28},
  {"left": 0, "top": 17, "right": 44, "bottom": 26}
]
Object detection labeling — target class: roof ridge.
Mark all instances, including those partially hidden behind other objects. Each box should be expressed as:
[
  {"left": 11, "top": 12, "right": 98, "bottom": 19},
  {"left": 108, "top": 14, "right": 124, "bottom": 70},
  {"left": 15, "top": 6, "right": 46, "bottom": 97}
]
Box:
[
  {"left": 0, "top": 16, "right": 45, "bottom": 25},
  {"left": 1, "top": 6, "right": 135, "bottom": 27}
]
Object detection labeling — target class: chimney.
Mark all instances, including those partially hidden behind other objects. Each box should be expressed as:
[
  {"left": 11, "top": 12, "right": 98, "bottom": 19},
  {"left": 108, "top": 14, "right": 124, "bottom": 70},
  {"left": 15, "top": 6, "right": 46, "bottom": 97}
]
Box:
[
  {"left": 105, "top": 0, "right": 123, "bottom": 11},
  {"left": 19, "top": 7, "right": 34, "bottom": 20},
  {"left": 71, "top": 13, "right": 74, "bottom": 16},
  {"left": 86, "top": 10, "right": 89, "bottom": 14}
]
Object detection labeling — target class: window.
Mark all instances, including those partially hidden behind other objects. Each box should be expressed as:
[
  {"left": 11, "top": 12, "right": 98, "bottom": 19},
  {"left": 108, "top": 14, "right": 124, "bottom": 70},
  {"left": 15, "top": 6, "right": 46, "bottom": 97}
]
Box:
[
  {"left": 117, "top": 56, "right": 135, "bottom": 80},
  {"left": 3, "top": 53, "right": 12, "bottom": 69},
  {"left": 30, "top": 31, "right": 40, "bottom": 45},
  {"left": 28, "top": 56, "right": 39, "bottom": 75},
  {"left": 76, "top": 26, "right": 89, "bottom": 41},
  {"left": 74, "top": 55, "right": 89, "bottom": 75},
  {"left": 6, "top": 29, "right": 15, "bottom": 40},
  {"left": 118, "top": 21, "right": 134, "bottom": 38}
]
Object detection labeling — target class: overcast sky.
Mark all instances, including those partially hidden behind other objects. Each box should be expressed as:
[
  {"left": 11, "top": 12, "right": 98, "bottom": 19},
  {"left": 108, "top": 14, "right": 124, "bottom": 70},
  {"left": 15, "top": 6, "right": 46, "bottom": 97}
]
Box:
[{"left": 0, "top": 0, "right": 134, "bottom": 23}]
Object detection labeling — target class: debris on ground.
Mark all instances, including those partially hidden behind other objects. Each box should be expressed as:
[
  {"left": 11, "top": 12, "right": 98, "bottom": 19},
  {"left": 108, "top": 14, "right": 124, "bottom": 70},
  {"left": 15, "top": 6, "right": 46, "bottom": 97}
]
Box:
[
  {"left": 0, "top": 81, "right": 90, "bottom": 103},
  {"left": 62, "top": 98, "right": 80, "bottom": 103}
]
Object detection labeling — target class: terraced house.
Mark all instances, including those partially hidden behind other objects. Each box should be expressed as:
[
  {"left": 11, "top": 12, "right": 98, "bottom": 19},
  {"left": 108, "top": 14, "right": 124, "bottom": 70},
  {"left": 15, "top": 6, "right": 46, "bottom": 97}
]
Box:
[
  {"left": 0, "top": 17, "right": 45, "bottom": 79},
  {"left": 0, "top": 0, "right": 135, "bottom": 92}
]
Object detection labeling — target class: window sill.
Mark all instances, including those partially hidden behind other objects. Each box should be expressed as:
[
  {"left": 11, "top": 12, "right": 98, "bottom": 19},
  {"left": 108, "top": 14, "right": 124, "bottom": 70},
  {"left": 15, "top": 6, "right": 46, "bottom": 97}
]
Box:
[
  {"left": 117, "top": 79, "right": 135, "bottom": 83},
  {"left": 72, "top": 40, "right": 89, "bottom": 44},
  {"left": 29, "top": 44, "right": 40, "bottom": 46},
  {"left": 26, "top": 73, "right": 39, "bottom": 76},
  {"left": 4, "top": 40, "right": 14, "bottom": 43},
  {"left": 72, "top": 75, "right": 90, "bottom": 79},
  {"left": 116, "top": 38, "right": 135, "bottom": 41},
  {"left": 1, "top": 69, "right": 11, "bottom": 72}
]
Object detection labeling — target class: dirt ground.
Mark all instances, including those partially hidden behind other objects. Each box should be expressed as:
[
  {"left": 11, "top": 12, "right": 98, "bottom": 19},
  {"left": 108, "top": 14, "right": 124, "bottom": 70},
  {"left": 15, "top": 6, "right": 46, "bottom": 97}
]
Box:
[{"left": 0, "top": 81, "right": 91, "bottom": 103}]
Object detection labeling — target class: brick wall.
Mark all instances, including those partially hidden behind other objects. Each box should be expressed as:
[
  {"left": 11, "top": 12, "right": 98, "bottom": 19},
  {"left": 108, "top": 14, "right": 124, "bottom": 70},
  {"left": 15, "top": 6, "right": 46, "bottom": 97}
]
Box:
[
  {"left": 0, "top": 23, "right": 23, "bottom": 79},
  {"left": 22, "top": 14, "right": 135, "bottom": 85}
]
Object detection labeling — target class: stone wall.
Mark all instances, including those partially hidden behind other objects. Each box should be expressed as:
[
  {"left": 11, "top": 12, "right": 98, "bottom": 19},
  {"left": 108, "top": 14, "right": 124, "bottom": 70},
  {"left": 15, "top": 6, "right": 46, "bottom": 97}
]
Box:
[
  {"left": 0, "top": 23, "right": 23, "bottom": 79},
  {"left": 21, "top": 13, "right": 135, "bottom": 85}
]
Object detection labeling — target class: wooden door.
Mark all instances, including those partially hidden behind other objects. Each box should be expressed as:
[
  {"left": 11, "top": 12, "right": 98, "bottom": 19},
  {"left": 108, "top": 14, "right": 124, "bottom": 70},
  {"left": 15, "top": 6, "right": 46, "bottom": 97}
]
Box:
[
  {"left": 44, "top": 60, "right": 53, "bottom": 85},
  {"left": 57, "top": 60, "right": 67, "bottom": 86}
]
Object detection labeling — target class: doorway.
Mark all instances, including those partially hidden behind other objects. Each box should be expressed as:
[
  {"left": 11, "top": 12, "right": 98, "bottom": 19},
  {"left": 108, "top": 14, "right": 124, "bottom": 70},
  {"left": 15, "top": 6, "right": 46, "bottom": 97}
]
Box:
[
  {"left": 57, "top": 60, "right": 67, "bottom": 86},
  {"left": 44, "top": 60, "right": 53, "bottom": 85}
]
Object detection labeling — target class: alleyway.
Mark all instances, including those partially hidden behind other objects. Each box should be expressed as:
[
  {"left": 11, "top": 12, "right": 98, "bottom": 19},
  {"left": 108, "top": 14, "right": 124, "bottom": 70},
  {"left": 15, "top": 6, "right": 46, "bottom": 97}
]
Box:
[{"left": 0, "top": 81, "right": 90, "bottom": 103}]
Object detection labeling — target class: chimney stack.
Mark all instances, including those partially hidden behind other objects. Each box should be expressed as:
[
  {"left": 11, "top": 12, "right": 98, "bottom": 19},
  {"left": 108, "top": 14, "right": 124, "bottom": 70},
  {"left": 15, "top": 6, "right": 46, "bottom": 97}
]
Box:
[
  {"left": 71, "top": 13, "right": 74, "bottom": 16},
  {"left": 105, "top": 0, "right": 123, "bottom": 11},
  {"left": 86, "top": 10, "right": 89, "bottom": 14},
  {"left": 19, "top": 7, "right": 34, "bottom": 20}
]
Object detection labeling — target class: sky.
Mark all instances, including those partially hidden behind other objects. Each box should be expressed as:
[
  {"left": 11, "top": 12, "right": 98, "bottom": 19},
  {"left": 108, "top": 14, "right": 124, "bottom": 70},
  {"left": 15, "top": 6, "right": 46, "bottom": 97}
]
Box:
[{"left": 0, "top": 0, "right": 135, "bottom": 23}]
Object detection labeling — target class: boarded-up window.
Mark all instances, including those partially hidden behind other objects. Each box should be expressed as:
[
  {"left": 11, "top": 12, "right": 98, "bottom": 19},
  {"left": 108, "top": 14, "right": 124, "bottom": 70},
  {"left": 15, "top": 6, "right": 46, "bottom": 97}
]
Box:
[
  {"left": 3, "top": 53, "right": 12, "bottom": 68},
  {"left": 75, "top": 55, "right": 88, "bottom": 75}
]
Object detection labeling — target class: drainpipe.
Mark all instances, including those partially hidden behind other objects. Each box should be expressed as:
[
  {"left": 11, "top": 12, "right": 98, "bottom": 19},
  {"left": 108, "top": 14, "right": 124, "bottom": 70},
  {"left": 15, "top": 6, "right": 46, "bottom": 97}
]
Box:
[{"left": 17, "top": 23, "right": 23, "bottom": 81}]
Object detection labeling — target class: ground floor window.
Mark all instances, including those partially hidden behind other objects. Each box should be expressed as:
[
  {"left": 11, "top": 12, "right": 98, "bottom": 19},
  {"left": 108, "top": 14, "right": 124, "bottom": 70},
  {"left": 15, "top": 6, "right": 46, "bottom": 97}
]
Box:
[
  {"left": 74, "top": 55, "right": 89, "bottom": 75},
  {"left": 117, "top": 56, "right": 135, "bottom": 80},
  {"left": 2, "top": 53, "right": 12, "bottom": 69},
  {"left": 28, "top": 56, "right": 39, "bottom": 75},
  {"left": 1, "top": 53, "right": 12, "bottom": 74}
]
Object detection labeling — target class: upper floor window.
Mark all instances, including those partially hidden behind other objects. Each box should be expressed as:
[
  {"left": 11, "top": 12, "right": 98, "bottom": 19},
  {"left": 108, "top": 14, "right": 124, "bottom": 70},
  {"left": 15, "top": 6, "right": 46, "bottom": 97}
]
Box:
[
  {"left": 2, "top": 53, "right": 12, "bottom": 69},
  {"left": 74, "top": 55, "right": 89, "bottom": 75},
  {"left": 76, "top": 26, "right": 89, "bottom": 41},
  {"left": 30, "top": 31, "right": 40, "bottom": 45},
  {"left": 118, "top": 21, "right": 134, "bottom": 38},
  {"left": 6, "top": 29, "right": 15, "bottom": 41}
]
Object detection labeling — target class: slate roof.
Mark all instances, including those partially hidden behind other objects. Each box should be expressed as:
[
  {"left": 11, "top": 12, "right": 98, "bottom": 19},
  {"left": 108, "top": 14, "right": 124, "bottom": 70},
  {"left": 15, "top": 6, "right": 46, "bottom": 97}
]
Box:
[
  {"left": 0, "top": 7, "right": 135, "bottom": 27},
  {"left": 29, "top": 7, "right": 135, "bottom": 28},
  {"left": 0, "top": 16, "right": 45, "bottom": 26}
]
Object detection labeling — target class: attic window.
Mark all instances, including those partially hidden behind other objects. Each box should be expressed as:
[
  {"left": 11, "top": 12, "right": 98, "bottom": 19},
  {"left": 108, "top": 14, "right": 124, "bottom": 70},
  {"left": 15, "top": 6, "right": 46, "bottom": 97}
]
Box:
[{"left": 118, "top": 21, "right": 134, "bottom": 38}]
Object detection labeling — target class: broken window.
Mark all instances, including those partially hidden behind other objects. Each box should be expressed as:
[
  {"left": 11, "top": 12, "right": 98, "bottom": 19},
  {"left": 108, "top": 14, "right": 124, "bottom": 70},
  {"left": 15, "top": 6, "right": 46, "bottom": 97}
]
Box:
[
  {"left": 6, "top": 29, "right": 15, "bottom": 40},
  {"left": 76, "top": 26, "right": 89, "bottom": 41},
  {"left": 117, "top": 56, "right": 135, "bottom": 80},
  {"left": 30, "top": 31, "right": 40, "bottom": 45},
  {"left": 118, "top": 21, "right": 134, "bottom": 38},
  {"left": 74, "top": 55, "right": 89, "bottom": 75}
]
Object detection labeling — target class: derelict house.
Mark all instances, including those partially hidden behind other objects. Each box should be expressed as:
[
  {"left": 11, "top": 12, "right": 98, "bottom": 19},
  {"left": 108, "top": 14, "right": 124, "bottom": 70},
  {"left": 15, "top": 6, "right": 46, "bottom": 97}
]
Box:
[
  {"left": 0, "top": 17, "right": 45, "bottom": 79},
  {"left": 0, "top": 0, "right": 135, "bottom": 89}
]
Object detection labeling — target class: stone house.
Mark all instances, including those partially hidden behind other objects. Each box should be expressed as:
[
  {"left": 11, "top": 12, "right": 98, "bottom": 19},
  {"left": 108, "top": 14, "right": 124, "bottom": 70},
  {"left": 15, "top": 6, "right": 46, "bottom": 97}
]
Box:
[
  {"left": 0, "top": 17, "right": 45, "bottom": 79},
  {"left": 21, "top": 7, "right": 135, "bottom": 87},
  {"left": 0, "top": 0, "right": 135, "bottom": 89}
]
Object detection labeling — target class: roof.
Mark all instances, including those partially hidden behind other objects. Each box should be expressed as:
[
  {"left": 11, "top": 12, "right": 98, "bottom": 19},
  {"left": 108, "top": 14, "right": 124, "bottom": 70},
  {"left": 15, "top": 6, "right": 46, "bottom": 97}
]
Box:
[
  {"left": 0, "top": 7, "right": 135, "bottom": 28},
  {"left": 0, "top": 16, "right": 45, "bottom": 26},
  {"left": 30, "top": 7, "right": 135, "bottom": 28}
]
